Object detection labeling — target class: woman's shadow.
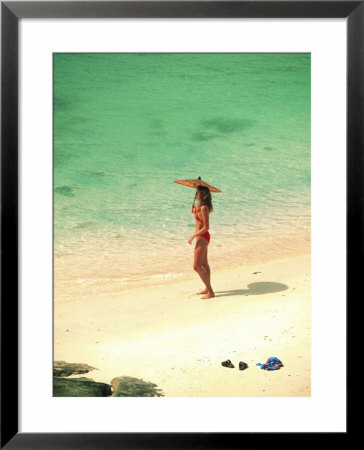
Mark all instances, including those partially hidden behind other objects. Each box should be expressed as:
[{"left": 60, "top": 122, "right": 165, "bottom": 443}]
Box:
[{"left": 215, "top": 282, "right": 288, "bottom": 298}]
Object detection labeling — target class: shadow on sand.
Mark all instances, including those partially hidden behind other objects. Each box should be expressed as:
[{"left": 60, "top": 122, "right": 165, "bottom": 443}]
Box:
[{"left": 215, "top": 282, "right": 288, "bottom": 298}]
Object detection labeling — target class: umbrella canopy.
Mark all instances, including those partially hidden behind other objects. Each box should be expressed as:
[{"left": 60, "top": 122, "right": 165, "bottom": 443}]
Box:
[{"left": 174, "top": 176, "right": 221, "bottom": 193}]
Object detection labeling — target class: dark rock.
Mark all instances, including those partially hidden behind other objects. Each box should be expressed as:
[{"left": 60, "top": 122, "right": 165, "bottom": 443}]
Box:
[
  {"left": 53, "top": 377, "right": 112, "bottom": 397},
  {"left": 111, "top": 376, "right": 164, "bottom": 397},
  {"left": 53, "top": 361, "right": 97, "bottom": 377}
]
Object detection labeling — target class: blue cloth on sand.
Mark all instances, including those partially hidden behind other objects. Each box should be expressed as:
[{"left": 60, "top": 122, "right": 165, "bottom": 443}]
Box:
[{"left": 256, "top": 357, "right": 283, "bottom": 371}]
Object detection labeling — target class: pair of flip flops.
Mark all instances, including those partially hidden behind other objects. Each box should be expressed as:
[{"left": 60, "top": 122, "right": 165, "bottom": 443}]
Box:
[{"left": 221, "top": 360, "right": 248, "bottom": 370}]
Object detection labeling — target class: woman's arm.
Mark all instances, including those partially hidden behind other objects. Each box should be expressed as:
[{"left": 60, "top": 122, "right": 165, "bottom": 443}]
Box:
[
  {"left": 194, "top": 206, "right": 209, "bottom": 236},
  {"left": 188, "top": 206, "right": 209, "bottom": 244}
]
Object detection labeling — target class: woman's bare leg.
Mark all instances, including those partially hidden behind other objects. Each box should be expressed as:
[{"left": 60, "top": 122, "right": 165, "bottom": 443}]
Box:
[
  {"left": 196, "top": 245, "right": 211, "bottom": 295},
  {"left": 193, "top": 239, "right": 214, "bottom": 298}
]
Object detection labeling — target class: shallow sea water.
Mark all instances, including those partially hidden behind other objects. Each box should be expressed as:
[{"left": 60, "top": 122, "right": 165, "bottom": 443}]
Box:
[{"left": 54, "top": 53, "right": 310, "bottom": 299}]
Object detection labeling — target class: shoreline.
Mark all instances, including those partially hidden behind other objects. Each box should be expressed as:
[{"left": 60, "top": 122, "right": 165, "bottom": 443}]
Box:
[
  {"left": 54, "top": 229, "right": 310, "bottom": 301},
  {"left": 54, "top": 254, "right": 311, "bottom": 397}
]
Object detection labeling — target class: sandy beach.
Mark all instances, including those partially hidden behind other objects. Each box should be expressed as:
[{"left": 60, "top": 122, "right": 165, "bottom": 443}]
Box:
[{"left": 54, "top": 254, "right": 310, "bottom": 397}]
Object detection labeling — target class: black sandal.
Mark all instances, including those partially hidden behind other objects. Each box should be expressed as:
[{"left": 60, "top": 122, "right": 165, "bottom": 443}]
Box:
[
  {"left": 239, "top": 361, "right": 248, "bottom": 370},
  {"left": 221, "top": 359, "right": 234, "bottom": 368}
]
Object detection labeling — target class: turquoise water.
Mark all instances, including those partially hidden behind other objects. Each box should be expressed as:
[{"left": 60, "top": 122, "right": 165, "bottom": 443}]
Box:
[{"left": 54, "top": 53, "right": 310, "bottom": 299}]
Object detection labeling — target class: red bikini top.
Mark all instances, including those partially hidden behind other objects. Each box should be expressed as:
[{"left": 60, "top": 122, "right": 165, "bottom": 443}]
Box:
[{"left": 195, "top": 212, "right": 203, "bottom": 223}]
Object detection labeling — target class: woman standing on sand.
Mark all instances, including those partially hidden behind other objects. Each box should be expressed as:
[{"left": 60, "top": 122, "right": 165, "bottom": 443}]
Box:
[{"left": 188, "top": 185, "right": 215, "bottom": 299}]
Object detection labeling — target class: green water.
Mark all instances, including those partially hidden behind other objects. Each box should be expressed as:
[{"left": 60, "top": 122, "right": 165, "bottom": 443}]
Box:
[{"left": 54, "top": 53, "right": 310, "bottom": 293}]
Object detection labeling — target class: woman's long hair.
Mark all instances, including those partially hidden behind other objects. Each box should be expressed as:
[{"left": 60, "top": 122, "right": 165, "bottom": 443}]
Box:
[{"left": 196, "top": 185, "right": 213, "bottom": 212}]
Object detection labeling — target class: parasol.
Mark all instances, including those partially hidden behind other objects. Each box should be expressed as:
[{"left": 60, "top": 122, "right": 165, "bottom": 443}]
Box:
[
  {"left": 173, "top": 176, "right": 221, "bottom": 193},
  {"left": 174, "top": 176, "right": 221, "bottom": 206}
]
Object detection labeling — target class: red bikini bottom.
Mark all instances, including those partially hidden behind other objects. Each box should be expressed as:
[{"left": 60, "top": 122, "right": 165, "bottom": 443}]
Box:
[{"left": 199, "top": 231, "right": 210, "bottom": 244}]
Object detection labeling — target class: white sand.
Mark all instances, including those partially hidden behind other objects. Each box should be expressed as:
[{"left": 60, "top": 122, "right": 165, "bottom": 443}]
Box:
[{"left": 54, "top": 254, "right": 310, "bottom": 396}]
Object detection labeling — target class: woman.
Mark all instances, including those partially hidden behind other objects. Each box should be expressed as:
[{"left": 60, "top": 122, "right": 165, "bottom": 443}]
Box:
[{"left": 188, "top": 185, "right": 215, "bottom": 299}]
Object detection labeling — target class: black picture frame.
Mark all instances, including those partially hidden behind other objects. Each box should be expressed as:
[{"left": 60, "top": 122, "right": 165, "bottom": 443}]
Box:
[{"left": 1, "top": 1, "right": 357, "bottom": 448}]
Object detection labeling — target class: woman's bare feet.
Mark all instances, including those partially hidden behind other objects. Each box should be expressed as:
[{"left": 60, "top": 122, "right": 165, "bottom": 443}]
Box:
[
  {"left": 201, "top": 292, "right": 215, "bottom": 299},
  {"left": 196, "top": 289, "right": 208, "bottom": 295}
]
